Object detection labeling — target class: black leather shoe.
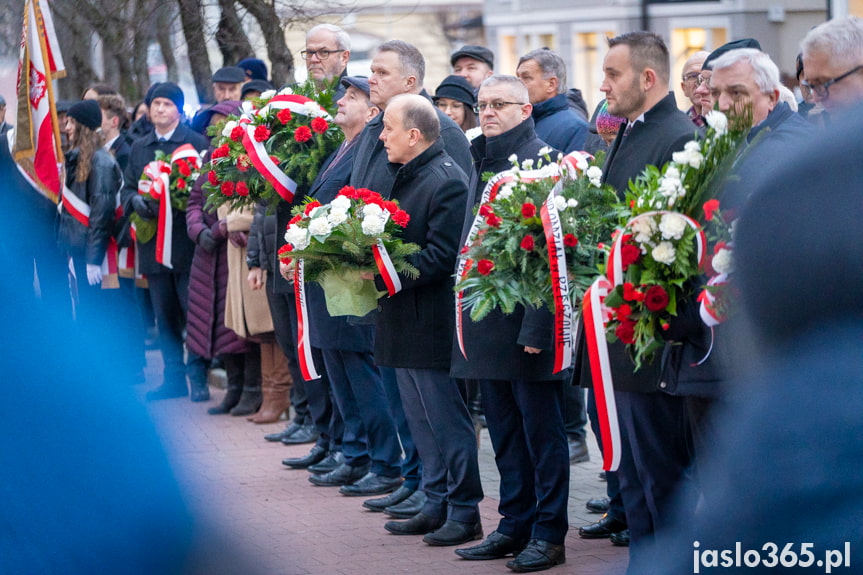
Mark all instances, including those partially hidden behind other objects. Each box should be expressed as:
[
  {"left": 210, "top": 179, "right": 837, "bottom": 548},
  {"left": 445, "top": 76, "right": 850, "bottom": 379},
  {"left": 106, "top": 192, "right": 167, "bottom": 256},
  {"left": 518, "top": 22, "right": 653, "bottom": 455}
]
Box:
[
  {"left": 568, "top": 438, "right": 589, "bottom": 464},
  {"left": 339, "top": 472, "right": 403, "bottom": 496},
  {"left": 506, "top": 539, "right": 565, "bottom": 572},
  {"left": 610, "top": 529, "right": 630, "bottom": 547},
  {"left": 384, "top": 490, "right": 427, "bottom": 518},
  {"left": 578, "top": 514, "right": 627, "bottom": 539},
  {"left": 281, "top": 423, "right": 318, "bottom": 445},
  {"left": 308, "top": 462, "right": 369, "bottom": 487},
  {"left": 424, "top": 519, "right": 483, "bottom": 546},
  {"left": 456, "top": 530, "right": 530, "bottom": 560},
  {"left": 307, "top": 451, "right": 344, "bottom": 474},
  {"left": 384, "top": 512, "right": 444, "bottom": 536},
  {"left": 265, "top": 421, "right": 302, "bottom": 442},
  {"left": 363, "top": 485, "right": 416, "bottom": 512},
  {"left": 190, "top": 385, "right": 210, "bottom": 402},
  {"left": 282, "top": 445, "right": 327, "bottom": 469},
  {"left": 585, "top": 497, "right": 610, "bottom": 514}
]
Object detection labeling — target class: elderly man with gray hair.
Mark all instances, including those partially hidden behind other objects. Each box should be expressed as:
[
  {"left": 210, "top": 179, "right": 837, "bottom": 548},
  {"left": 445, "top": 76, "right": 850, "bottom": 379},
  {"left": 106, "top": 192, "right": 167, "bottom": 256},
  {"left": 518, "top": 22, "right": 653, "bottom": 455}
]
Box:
[
  {"left": 516, "top": 48, "right": 589, "bottom": 154},
  {"left": 801, "top": 16, "right": 863, "bottom": 116}
]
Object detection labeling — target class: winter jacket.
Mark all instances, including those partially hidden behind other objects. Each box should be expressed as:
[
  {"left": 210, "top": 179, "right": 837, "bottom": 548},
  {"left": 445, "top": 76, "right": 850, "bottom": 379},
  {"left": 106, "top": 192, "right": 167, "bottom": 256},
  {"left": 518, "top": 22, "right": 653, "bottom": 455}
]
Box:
[{"left": 532, "top": 93, "right": 589, "bottom": 154}]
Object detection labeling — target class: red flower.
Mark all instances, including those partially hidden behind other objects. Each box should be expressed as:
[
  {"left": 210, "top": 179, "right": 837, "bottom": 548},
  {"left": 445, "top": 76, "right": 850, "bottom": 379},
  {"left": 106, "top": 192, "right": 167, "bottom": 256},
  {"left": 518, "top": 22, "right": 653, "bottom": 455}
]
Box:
[
  {"left": 520, "top": 235, "right": 535, "bottom": 251},
  {"left": 713, "top": 241, "right": 728, "bottom": 255},
  {"left": 383, "top": 200, "right": 399, "bottom": 214},
  {"left": 338, "top": 186, "right": 357, "bottom": 199},
  {"left": 615, "top": 304, "right": 632, "bottom": 321},
  {"left": 277, "top": 109, "right": 293, "bottom": 125},
  {"left": 237, "top": 154, "right": 251, "bottom": 172},
  {"left": 485, "top": 214, "right": 503, "bottom": 228},
  {"left": 477, "top": 259, "right": 495, "bottom": 275},
  {"left": 703, "top": 199, "right": 720, "bottom": 221},
  {"left": 176, "top": 178, "right": 187, "bottom": 190},
  {"left": 254, "top": 125, "right": 271, "bottom": 142},
  {"left": 304, "top": 200, "right": 322, "bottom": 216},
  {"left": 311, "top": 117, "right": 329, "bottom": 134},
  {"left": 620, "top": 244, "right": 640, "bottom": 268},
  {"left": 277, "top": 243, "right": 293, "bottom": 263},
  {"left": 176, "top": 159, "right": 191, "bottom": 178},
  {"left": 235, "top": 181, "right": 249, "bottom": 196},
  {"left": 623, "top": 282, "right": 644, "bottom": 302},
  {"left": 563, "top": 233, "right": 578, "bottom": 247},
  {"left": 521, "top": 203, "right": 536, "bottom": 218},
  {"left": 160, "top": 164, "right": 172, "bottom": 174},
  {"left": 230, "top": 125, "right": 245, "bottom": 141},
  {"left": 212, "top": 144, "right": 230, "bottom": 159},
  {"left": 478, "top": 204, "right": 494, "bottom": 217},
  {"left": 289, "top": 214, "right": 303, "bottom": 225},
  {"left": 615, "top": 320, "right": 636, "bottom": 344},
  {"left": 629, "top": 199, "right": 636, "bottom": 208},
  {"left": 294, "top": 126, "right": 312, "bottom": 143},
  {"left": 643, "top": 285, "right": 670, "bottom": 312},
  {"left": 269, "top": 155, "right": 279, "bottom": 165},
  {"left": 221, "top": 181, "right": 235, "bottom": 196},
  {"left": 392, "top": 210, "right": 410, "bottom": 228},
  {"left": 207, "top": 170, "right": 219, "bottom": 186}
]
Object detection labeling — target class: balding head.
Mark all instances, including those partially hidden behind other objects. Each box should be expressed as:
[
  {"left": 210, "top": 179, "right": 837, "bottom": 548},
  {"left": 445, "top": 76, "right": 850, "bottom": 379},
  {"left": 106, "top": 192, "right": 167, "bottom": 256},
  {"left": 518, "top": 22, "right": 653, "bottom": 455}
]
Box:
[
  {"left": 682, "top": 51, "right": 710, "bottom": 105},
  {"left": 380, "top": 94, "right": 439, "bottom": 164}
]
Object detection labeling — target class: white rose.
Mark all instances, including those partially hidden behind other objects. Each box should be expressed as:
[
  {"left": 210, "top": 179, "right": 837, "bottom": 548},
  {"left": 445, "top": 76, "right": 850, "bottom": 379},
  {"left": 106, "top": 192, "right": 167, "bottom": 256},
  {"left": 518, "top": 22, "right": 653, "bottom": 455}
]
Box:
[
  {"left": 308, "top": 217, "right": 333, "bottom": 237},
  {"left": 712, "top": 248, "right": 734, "bottom": 275},
  {"left": 553, "top": 196, "right": 567, "bottom": 211},
  {"left": 330, "top": 195, "right": 351, "bottom": 211},
  {"left": 631, "top": 217, "right": 656, "bottom": 245},
  {"left": 705, "top": 110, "right": 728, "bottom": 135},
  {"left": 659, "top": 213, "right": 688, "bottom": 240},
  {"left": 651, "top": 241, "right": 677, "bottom": 265},
  {"left": 363, "top": 203, "right": 383, "bottom": 218},
  {"left": 586, "top": 166, "right": 603, "bottom": 181},
  {"left": 221, "top": 120, "right": 238, "bottom": 138},
  {"left": 260, "top": 89, "right": 277, "bottom": 101},
  {"left": 684, "top": 140, "right": 700, "bottom": 153},
  {"left": 327, "top": 209, "right": 348, "bottom": 226},
  {"left": 284, "top": 225, "right": 310, "bottom": 251},
  {"left": 567, "top": 198, "right": 579, "bottom": 208},
  {"left": 361, "top": 216, "right": 386, "bottom": 236}
]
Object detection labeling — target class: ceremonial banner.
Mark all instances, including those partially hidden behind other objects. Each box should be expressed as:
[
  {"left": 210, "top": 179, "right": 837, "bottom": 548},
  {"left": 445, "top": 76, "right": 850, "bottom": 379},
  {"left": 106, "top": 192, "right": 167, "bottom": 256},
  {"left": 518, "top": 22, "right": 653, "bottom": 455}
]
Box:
[{"left": 13, "top": 0, "right": 66, "bottom": 202}]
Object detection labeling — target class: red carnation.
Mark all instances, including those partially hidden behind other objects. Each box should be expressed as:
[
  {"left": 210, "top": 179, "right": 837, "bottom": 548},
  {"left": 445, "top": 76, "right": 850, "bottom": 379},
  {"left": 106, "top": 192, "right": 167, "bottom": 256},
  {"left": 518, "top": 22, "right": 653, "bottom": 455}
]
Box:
[
  {"left": 237, "top": 154, "right": 251, "bottom": 172},
  {"left": 160, "top": 164, "right": 172, "bottom": 174},
  {"left": 277, "top": 243, "right": 293, "bottom": 263},
  {"left": 176, "top": 160, "right": 191, "bottom": 178},
  {"left": 212, "top": 144, "right": 230, "bottom": 159},
  {"left": 479, "top": 204, "right": 494, "bottom": 217},
  {"left": 703, "top": 199, "right": 720, "bottom": 221},
  {"left": 277, "top": 108, "right": 293, "bottom": 125},
  {"left": 304, "top": 200, "right": 322, "bottom": 216},
  {"left": 176, "top": 178, "right": 187, "bottom": 190},
  {"left": 230, "top": 126, "right": 245, "bottom": 141},
  {"left": 643, "top": 285, "right": 670, "bottom": 312},
  {"left": 486, "top": 214, "right": 503, "bottom": 228},
  {"left": 623, "top": 282, "right": 644, "bottom": 302},
  {"left": 289, "top": 214, "right": 303, "bottom": 225},
  {"left": 563, "top": 233, "right": 578, "bottom": 247},
  {"left": 207, "top": 170, "right": 219, "bottom": 186},
  {"left": 383, "top": 200, "right": 399, "bottom": 214},
  {"left": 294, "top": 125, "right": 313, "bottom": 143},
  {"left": 620, "top": 244, "right": 641, "bottom": 268},
  {"left": 615, "top": 320, "right": 636, "bottom": 344},
  {"left": 392, "top": 210, "right": 410, "bottom": 228},
  {"left": 254, "top": 125, "right": 271, "bottom": 142},
  {"left": 235, "top": 181, "right": 249, "bottom": 196},
  {"left": 713, "top": 241, "right": 728, "bottom": 255},
  {"left": 521, "top": 203, "right": 536, "bottom": 218},
  {"left": 270, "top": 155, "right": 280, "bottom": 165},
  {"left": 338, "top": 186, "right": 357, "bottom": 199},
  {"left": 520, "top": 235, "right": 535, "bottom": 251},
  {"left": 311, "top": 117, "right": 329, "bottom": 134},
  {"left": 477, "top": 259, "right": 495, "bottom": 276},
  {"left": 221, "top": 181, "right": 235, "bottom": 196},
  {"left": 615, "top": 304, "right": 632, "bottom": 321}
]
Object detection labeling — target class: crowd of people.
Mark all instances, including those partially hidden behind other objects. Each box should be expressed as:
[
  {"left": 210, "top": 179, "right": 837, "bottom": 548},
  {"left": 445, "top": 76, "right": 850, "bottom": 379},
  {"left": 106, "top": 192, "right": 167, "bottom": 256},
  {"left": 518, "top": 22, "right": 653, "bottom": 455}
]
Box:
[{"left": 7, "top": 15, "right": 863, "bottom": 574}]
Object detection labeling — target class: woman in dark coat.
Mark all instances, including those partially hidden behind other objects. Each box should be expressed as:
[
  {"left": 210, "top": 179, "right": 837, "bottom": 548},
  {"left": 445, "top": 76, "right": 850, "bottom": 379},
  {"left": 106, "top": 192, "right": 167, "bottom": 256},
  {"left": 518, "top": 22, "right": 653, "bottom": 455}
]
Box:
[{"left": 185, "top": 101, "right": 261, "bottom": 413}]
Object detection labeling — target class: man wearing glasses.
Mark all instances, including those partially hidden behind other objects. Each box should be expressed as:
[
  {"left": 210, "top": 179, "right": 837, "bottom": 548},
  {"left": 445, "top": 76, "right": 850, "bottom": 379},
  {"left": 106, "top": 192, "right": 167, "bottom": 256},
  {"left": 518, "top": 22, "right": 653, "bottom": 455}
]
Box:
[
  {"left": 453, "top": 75, "right": 570, "bottom": 573},
  {"left": 679, "top": 50, "right": 709, "bottom": 126},
  {"left": 801, "top": 16, "right": 863, "bottom": 116},
  {"left": 302, "top": 24, "right": 351, "bottom": 88}
]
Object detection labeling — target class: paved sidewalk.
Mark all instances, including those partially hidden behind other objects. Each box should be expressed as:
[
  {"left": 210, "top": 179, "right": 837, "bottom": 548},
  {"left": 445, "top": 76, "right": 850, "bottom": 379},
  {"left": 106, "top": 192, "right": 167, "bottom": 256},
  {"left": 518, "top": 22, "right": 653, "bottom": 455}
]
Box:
[{"left": 145, "top": 367, "right": 628, "bottom": 575}]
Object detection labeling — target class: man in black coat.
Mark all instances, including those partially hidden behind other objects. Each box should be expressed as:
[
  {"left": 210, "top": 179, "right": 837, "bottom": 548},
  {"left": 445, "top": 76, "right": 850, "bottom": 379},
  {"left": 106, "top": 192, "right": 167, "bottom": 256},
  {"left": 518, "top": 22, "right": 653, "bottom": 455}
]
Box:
[
  {"left": 370, "top": 95, "right": 483, "bottom": 547},
  {"left": 120, "top": 82, "right": 209, "bottom": 401},
  {"left": 452, "top": 75, "right": 569, "bottom": 573},
  {"left": 574, "top": 32, "right": 701, "bottom": 572}
]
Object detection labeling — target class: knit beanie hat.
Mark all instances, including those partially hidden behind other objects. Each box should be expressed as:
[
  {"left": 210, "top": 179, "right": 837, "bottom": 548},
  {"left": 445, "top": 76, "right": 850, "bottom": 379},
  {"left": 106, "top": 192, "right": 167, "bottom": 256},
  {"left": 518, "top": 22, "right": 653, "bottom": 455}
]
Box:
[
  {"left": 67, "top": 100, "right": 102, "bottom": 130},
  {"left": 149, "top": 82, "right": 185, "bottom": 112}
]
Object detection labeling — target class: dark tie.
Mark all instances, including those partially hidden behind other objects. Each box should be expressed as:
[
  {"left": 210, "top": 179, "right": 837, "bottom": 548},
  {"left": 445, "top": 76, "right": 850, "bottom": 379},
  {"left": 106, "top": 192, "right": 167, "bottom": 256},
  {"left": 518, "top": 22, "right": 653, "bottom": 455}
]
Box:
[{"left": 622, "top": 122, "right": 634, "bottom": 138}]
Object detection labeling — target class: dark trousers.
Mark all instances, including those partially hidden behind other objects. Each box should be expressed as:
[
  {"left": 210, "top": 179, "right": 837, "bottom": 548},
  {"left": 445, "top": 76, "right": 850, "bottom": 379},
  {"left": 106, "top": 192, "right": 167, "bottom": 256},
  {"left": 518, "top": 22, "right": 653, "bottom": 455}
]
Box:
[
  {"left": 564, "top": 381, "right": 587, "bottom": 441},
  {"left": 322, "top": 348, "right": 401, "bottom": 476},
  {"left": 147, "top": 271, "right": 189, "bottom": 387},
  {"left": 481, "top": 378, "right": 570, "bottom": 544},
  {"left": 587, "top": 389, "right": 626, "bottom": 523},
  {"left": 267, "top": 278, "right": 310, "bottom": 423},
  {"left": 614, "top": 390, "right": 696, "bottom": 574},
  {"left": 380, "top": 366, "right": 422, "bottom": 490},
  {"left": 395, "top": 367, "right": 482, "bottom": 523}
]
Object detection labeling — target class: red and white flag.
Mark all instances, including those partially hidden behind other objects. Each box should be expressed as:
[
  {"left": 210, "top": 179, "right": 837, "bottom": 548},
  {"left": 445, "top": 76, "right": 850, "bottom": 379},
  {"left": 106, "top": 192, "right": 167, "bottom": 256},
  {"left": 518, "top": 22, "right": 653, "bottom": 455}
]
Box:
[{"left": 12, "top": 0, "right": 66, "bottom": 203}]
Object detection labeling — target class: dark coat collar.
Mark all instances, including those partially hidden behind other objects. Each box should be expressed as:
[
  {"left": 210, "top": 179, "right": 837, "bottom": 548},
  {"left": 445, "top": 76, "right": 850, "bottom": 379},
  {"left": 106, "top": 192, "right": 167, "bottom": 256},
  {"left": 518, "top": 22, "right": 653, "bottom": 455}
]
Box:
[
  {"left": 472, "top": 116, "right": 538, "bottom": 162},
  {"left": 531, "top": 94, "right": 569, "bottom": 121},
  {"left": 392, "top": 139, "right": 445, "bottom": 180}
]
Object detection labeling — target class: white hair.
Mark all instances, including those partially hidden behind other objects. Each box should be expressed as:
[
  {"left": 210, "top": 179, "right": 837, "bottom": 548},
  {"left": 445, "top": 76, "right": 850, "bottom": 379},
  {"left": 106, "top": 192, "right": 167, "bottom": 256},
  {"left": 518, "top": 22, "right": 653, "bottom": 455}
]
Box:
[
  {"left": 307, "top": 24, "right": 351, "bottom": 51},
  {"left": 778, "top": 85, "right": 798, "bottom": 112},
  {"left": 710, "top": 48, "right": 780, "bottom": 93},
  {"left": 801, "top": 16, "right": 863, "bottom": 67}
]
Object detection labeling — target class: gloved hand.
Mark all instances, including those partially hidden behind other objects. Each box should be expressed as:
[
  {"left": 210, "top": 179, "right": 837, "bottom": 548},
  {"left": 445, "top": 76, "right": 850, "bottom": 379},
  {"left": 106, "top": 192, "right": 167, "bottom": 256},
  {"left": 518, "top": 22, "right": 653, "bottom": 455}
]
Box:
[
  {"left": 197, "top": 228, "right": 218, "bottom": 252},
  {"left": 132, "top": 195, "right": 158, "bottom": 219},
  {"left": 228, "top": 231, "right": 248, "bottom": 248},
  {"left": 86, "top": 264, "right": 103, "bottom": 286}
]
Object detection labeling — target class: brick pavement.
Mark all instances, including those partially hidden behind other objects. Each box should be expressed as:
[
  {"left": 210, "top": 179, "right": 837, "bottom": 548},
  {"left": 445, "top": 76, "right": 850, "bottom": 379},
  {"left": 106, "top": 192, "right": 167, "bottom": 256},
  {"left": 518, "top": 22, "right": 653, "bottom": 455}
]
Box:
[{"left": 144, "top": 359, "right": 628, "bottom": 575}]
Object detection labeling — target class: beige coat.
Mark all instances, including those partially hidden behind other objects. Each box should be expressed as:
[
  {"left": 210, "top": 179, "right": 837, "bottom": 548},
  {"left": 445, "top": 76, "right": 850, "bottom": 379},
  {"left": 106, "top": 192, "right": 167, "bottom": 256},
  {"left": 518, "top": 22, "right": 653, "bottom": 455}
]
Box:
[{"left": 220, "top": 204, "right": 274, "bottom": 338}]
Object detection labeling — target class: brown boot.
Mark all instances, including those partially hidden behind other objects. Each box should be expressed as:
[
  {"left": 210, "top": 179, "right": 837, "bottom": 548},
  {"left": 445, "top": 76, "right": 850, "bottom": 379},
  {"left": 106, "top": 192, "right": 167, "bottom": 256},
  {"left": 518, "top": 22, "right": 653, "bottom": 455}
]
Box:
[{"left": 248, "top": 340, "right": 292, "bottom": 423}]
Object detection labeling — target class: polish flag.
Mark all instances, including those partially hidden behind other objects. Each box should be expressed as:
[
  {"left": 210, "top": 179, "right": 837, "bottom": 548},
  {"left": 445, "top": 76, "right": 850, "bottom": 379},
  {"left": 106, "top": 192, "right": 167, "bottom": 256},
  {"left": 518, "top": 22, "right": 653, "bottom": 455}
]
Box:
[{"left": 12, "top": 0, "right": 66, "bottom": 203}]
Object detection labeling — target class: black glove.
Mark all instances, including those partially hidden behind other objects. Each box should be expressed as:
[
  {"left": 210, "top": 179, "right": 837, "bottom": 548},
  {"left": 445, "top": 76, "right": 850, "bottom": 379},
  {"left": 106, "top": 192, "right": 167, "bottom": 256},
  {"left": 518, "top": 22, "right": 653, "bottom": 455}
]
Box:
[
  {"left": 197, "top": 228, "right": 218, "bottom": 253},
  {"left": 131, "top": 195, "right": 157, "bottom": 219}
]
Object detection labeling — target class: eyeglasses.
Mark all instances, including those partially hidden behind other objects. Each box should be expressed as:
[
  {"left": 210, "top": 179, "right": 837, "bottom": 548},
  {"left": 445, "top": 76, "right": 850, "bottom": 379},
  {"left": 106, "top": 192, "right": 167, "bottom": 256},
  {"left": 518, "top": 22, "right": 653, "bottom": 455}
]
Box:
[
  {"left": 800, "top": 65, "right": 863, "bottom": 99},
  {"left": 682, "top": 72, "right": 700, "bottom": 83},
  {"left": 300, "top": 49, "right": 345, "bottom": 60},
  {"left": 473, "top": 101, "right": 524, "bottom": 114},
  {"left": 694, "top": 75, "right": 710, "bottom": 88}
]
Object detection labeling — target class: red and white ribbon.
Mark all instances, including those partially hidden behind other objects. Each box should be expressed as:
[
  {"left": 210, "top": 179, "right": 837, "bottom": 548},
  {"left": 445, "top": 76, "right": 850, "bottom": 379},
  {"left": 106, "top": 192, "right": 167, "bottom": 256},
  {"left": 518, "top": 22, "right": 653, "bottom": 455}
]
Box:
[
  {"left": 372, "top": 239, "right": 401, "bottom": 296},
  {"left": 61, "top": 184, "right": 90, "bottom": 227},
  {"left": 582, "top": 277, "right": 620, "bottom": 471},
  {"left": 540, "top": 179, "right": 574, "bottom": 373},
  {"left": 293, "top": 259, "right": 320, "bottom": 381},
  {"left": 698, "top": 273, "right": 728, "bottom": 327}
]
